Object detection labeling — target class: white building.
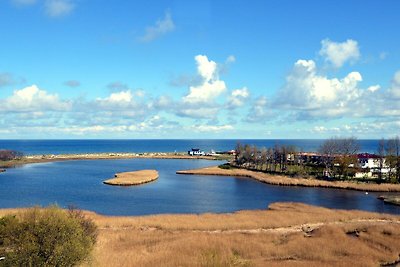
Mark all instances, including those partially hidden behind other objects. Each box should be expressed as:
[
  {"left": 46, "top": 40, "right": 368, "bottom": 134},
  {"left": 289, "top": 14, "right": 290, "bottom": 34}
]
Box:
[{"left": 188, "top": 148, "right": 205, "bottom": 156}]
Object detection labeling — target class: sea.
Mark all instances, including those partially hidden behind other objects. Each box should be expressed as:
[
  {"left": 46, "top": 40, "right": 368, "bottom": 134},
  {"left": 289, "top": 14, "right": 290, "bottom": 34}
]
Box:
[{"left": 0, "top": 139, "right": 382, "bottom": 155}]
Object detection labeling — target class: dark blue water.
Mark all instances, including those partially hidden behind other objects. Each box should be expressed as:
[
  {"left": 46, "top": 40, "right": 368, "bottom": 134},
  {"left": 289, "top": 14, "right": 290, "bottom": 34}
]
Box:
[
  {"left": 0, "top": 139, "right": 381, "bottom": 155},
  {"left": 0, "top": 159, "right": 398, "bottom": 215}
]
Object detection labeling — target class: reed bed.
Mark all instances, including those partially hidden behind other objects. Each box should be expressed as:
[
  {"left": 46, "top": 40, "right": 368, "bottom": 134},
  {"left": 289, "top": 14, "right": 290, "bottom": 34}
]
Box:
[
  {"left": 177, "top": 166, "right": 400, "bottom": 192},
  {"left": 103, "top": 170, "right": 159, "bottom": 186},
  {"left": 2, "top": 203, "right": 400, "bottom": 266},
  {"left": 83, "top": 203, "right": 400, "bottom": 267}
]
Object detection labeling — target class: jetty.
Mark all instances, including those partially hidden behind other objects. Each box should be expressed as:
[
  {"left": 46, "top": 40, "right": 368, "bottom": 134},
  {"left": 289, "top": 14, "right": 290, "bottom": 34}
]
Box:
[{"left": 103, "top": 170, "right": 159, "bottom": 186}]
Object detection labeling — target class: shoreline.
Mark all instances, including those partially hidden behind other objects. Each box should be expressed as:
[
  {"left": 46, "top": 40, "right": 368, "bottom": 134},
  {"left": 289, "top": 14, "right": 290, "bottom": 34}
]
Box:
[
  {"left": 0, "top": 152, "right": 230, "bottom": 168},
  {"left": 177, "top": 166, "right": 400, "bottom": 192},
  {"left": 1, "top": 203, "right": 399, "bottom": 266}
]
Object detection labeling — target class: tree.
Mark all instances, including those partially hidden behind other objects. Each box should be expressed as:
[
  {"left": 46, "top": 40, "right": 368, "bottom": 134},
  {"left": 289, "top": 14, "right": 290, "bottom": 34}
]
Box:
[
  {"left": 0, "top": 206, "right": 97, "bottom": 266},
  {"left": 319, "top": 137, "right": 360, "bottom": 179},
  {"left": 386, "top": 136, "right": 400, "bottom": 183},
  {"left": 318, "top": 138, "right": 339, "bottom": 177},
  {"left": 335, "top": 137, "right": 360, "bottom": 179},
  {"left": 377, "top": 138, "right": 386, "bottom": 180},
  {"left": 0, "top": 150, "right": 24, "bottom": 161}
]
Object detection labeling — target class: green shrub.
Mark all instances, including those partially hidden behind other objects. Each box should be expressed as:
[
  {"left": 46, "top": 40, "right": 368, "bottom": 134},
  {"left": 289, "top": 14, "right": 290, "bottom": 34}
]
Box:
[
  {"left": 218, "top": 163, "right": 233, "bottom": 170},
  {"left": 0, "top": 206, "right": 97, "bottom": 266}
]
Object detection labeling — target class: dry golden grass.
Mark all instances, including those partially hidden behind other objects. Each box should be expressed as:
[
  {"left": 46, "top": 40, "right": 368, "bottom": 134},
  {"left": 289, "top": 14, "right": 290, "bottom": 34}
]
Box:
[
  {"left": 177, "top": 166, "right": 400, "bottom": 192},
  {"left": 2, "top": 203, "right": 400, "bottom": 266},
  {"left": 103, "top": 170, "right": 159, "bottom": 186},
  {"left": 79, "top": 202, "right": 400, "bottom": 267}
]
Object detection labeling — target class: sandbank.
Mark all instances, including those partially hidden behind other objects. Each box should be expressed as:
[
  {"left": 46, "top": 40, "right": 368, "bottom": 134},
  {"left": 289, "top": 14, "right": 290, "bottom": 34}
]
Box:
[{"left": 103, "top": 170, "right": 159, "bottom": 186}]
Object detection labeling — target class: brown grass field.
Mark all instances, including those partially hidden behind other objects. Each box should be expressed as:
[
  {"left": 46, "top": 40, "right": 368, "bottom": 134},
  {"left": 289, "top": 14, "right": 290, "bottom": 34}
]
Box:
[
  {"left": 2, "top": 203, "right": 399, "bottom": 266},
  {"left": 177, "top": 166, "right": 400, "bottom": 192},
  {"left": 103, "top": 170, "right": 159, "bottom": 186}
]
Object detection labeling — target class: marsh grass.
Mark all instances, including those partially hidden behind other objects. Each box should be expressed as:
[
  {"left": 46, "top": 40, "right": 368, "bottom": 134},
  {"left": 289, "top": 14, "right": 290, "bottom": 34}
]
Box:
[
  {"left": 70, "top": 202, "right": 400, "bottom": 266},
  {"left": 177, "top": 166, "right": 400, "bottom": 192}
]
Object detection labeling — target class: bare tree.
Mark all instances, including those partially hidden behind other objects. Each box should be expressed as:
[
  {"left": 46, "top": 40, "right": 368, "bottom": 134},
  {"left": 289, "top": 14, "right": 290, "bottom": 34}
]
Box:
[
  {"left": 318, "top": 138, "right": 339, "bottom": 177},
  {"left": 386, "top": 136, "right": 400, "bottom": 183},
  {"left": 377, "top": 138, "right": 386, "bottom": 180},
  {"left": 335, "top": 137, "right": 360, "bottom": 179}
]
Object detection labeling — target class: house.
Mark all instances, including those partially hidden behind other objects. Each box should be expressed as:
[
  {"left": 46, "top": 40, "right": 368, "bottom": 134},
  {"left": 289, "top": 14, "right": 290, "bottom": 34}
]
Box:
[
  {"left": 188, "top": 148, "right": 205, "bottom": 156},
  {"left": 356, "top": 153, "right": 391, "bottom": 178},
  {"left": 357, "top": 153, "right": 380, "bottom": 169}
]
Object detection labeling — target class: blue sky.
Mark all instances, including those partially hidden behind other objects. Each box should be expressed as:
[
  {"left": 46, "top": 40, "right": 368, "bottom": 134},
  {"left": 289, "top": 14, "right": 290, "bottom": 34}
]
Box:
[{"left": 1, "top": 0, "right": 400, "bottom": 139}]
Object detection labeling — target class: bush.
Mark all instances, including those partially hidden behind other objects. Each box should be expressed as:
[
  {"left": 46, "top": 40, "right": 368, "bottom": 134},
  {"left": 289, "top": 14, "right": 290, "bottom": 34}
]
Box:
[
  {"left": 0, "top": 206, "right": 97, "bottom": 266},
  {"left": 218, "top": 163, "right": 234, "bottom": 170}
]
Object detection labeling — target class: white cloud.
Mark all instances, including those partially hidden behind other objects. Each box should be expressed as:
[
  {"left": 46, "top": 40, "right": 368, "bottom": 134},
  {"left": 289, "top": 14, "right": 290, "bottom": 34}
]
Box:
[
  {"left": 45, "top": 0, "right": 75, "bottom": 18},
  {"left": 388, "top": 70, "right": 400, "bottom": 98},
  {"left": 139, "top": 10, "right": 175, "bottom": 42},
  {"left": 177, "top": 106, "right": 220, "bottom": 119},
  {"left": 319, "top": 39, "right": 360, "bottom": 68},
  {"left": 245, "top": 96, "right": 271, "bottom": 123},
  {"left": 367, "top": 85, "right": 380, "bottom": 92},
  {"left": 277, "top": 59, "right": 365, "bottom": 118},
  {"left": 183, "top": 55, "right": 227, "bottom": 104},
  {"left": 95, "top": 90, "right": 136, "bottom": 110},
  {"left": 0, "top": 84, "right": 70, "bottom": 112},
  {"left": 226, "top": 55, "right": 236, "bottom": 63},
  {"left": 227, "top": 87, "right": 249, "bottom": 108},
  {"left": 192, "top": 124, "right": 234, "bottom": 132}
]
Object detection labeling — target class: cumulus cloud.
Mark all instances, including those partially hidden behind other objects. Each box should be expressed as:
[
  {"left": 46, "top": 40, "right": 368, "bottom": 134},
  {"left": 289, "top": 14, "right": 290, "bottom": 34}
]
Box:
[
  {"left": 45, "top": 0, "right": 75, "bottom": 18},
  {"left": 276, "top": 59, "right": 367, "bottom": 119},
  {"left": 227, "top": 87, "right": 249, "bottom": 109},
  {"left": 183, "top": 55, "right": 226, "bottom": 104},
  {"left": 95, "top": 90, "right": 135, "bottom": 110},
  {"left": 319, "top": 39, "right": 360, "bottom": 68},
  {"left": 245, "top": 96, "right": 271, "bottom": 123},
  {"left": 177, "top": 106, "right": 220, "bottom": 119},
  {"left": 63, "top": 80, "right": 80, "bottom": 88},
  {"left": 139, "top": 10, "right": 175, "bottom": 42},
  {"left": 388, "top": 70, "right": 400, "bottom": 98},
  {"left": 0, "top": 84, "right": 70, "bottom": 112}
]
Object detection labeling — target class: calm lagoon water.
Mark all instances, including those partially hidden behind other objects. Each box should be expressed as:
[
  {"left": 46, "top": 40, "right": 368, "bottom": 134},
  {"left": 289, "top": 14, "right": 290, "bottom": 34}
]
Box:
[{"left": 0, "top": 158, "right": 399, "bottom": 215}]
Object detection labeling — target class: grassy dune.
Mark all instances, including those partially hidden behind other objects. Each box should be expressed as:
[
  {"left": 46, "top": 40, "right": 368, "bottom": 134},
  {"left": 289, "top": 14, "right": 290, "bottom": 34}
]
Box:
[
  {"left": 103, "top": 170, "right": 159, "bottom": 186},
  {"left": 177, "top": 166, "right": 400, "bottom": 192},
  {"left": 2, "top": 203, "right": 400, "bottom": 266}
]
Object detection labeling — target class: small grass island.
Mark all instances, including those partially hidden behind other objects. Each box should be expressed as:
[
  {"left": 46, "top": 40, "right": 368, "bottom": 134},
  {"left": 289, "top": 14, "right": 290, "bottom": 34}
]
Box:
[{"left": 103, "top": 170, "right": 159, "bottom": 186}]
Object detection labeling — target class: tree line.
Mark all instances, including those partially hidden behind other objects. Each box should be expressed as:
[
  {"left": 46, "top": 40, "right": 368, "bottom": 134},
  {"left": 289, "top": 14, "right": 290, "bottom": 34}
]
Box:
[
  {"left": 233, "top": 137, "right": 400, "bottom": 183},
  {"left": 376, "top": 136, "right": 400, "bottom": 182},
  {"left": 0, "top": 150, "right": 23, "bottom": 161}
]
